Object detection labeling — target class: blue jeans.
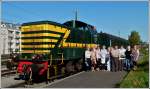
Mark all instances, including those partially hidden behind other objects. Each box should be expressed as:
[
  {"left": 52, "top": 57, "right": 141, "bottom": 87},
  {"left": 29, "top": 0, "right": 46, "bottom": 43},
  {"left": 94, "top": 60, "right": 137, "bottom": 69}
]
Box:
[
  {"left": 85, "top": 58, "right": 91, "bottom": 71},
  {"left": 125, "top": 59, "right": 133, "bottom": 70}
]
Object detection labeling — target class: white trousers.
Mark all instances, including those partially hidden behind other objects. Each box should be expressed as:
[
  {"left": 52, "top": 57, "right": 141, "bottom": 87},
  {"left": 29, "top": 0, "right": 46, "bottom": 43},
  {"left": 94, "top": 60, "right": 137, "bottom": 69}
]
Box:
[{"left": 107, "top": 59, "right": 110, "bottom": 71}]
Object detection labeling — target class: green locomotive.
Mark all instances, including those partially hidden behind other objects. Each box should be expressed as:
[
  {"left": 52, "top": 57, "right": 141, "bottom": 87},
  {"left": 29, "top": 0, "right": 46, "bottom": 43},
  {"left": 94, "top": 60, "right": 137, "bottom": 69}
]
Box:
[{"left": 14, "top": 20, "right": 128, "bottom": 83}]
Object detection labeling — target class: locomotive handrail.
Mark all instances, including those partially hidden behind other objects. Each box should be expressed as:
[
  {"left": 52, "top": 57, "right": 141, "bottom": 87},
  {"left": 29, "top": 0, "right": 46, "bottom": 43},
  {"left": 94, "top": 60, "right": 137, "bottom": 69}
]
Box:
[
  {"left": 57, "top": 53, "right": 64, "bottom": 64},
  {"left": 47, "top": 53, "right": 52, "bottom": 80},
  {"left": 50, "top": 53, "right": 53, "bottom": 66}
]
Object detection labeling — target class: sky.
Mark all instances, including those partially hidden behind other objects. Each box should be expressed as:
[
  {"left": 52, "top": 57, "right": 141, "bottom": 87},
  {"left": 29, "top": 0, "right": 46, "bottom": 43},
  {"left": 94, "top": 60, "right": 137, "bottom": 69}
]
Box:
[{"left": 1, "top": 1, "right": 149, "bottom": 42}]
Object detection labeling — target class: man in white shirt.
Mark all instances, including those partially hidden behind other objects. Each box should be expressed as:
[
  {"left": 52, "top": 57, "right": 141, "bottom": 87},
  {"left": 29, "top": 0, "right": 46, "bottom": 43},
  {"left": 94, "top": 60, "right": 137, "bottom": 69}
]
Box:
[
  {"left": 100, "top": 45, "right": 107, "bottom": 71},
  {"left": 85, "top": 47, "right": 91, "bottom": 71},
  {"left": 119, "top": 46, "right": 126, "bottom": 58}
]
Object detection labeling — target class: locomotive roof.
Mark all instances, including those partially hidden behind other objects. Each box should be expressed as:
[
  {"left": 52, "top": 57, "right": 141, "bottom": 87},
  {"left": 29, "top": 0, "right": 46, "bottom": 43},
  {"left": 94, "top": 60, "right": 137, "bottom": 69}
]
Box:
[
  {"left": 21, "top": 20, "right": 68, "bottom": 28},
  {"left": 21, "top": 20, "right": 96, "bottom": 31},
  {"left": 63, "top": 20, "right": 95, "bottom": 28},
  {"left": 98, "top": 32, "right": 128, "bottom": 41}
]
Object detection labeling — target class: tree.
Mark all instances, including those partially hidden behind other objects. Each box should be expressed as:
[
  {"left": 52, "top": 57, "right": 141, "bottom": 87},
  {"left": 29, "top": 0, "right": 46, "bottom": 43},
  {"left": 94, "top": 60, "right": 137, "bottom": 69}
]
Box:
[{"left": 128, "top": 31, "right": 141, "bottom": 46}]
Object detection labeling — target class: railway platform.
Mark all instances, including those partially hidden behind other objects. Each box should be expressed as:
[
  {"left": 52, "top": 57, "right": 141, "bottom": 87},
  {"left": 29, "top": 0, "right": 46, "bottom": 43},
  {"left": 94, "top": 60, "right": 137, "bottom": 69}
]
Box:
[
  {"left": 45, "top": 71, "right": 127, "bottom": 88},
  {"left": 1, "top": 75, "right": 24, "bottom": 88}
]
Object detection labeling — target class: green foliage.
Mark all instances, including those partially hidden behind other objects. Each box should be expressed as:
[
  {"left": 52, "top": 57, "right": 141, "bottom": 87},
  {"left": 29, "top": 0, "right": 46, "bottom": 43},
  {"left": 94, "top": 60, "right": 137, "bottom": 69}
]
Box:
[
  {"left": 120, "top": 70, "right": 149, "bottom": 88},
  {"left": 119, "top": 48, "right": 149, "bottom": 88},
  {"left": 128, "top": 31, "right": 141, "bottom": 46}
]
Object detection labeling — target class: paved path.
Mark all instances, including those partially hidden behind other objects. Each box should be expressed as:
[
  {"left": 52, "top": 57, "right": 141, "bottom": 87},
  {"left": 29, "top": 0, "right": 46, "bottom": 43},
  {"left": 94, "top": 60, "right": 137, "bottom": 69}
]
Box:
[
  {"left": 45, "top": 71, "right": 127, "bottom": 88},
  {"left": 1, "top": 75, "right": 24, "bottom": 88}
]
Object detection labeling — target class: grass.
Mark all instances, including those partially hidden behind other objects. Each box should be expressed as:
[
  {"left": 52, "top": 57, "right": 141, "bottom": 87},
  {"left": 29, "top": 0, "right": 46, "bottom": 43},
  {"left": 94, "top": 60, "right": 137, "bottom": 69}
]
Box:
[{"left": 118, "top": 48, "right": 149, "bottom": 88}]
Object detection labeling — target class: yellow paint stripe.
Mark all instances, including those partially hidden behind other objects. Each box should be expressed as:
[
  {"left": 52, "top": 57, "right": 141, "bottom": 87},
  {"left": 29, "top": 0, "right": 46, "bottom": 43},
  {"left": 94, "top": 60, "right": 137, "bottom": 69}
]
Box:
[
  {"left": 21, "top": 33, "right": 61, "bottom": 38},
  {"left": 59, "top": 30, "right": 70, "bottom": 47},
  {"left": 63, "top": 30, "right": 70, "bottom": 39},
  {"left": 34, "top": 50, "right": 50, "bottom": 53},
  {"left": 47, "top": 25, "right": 67, "bottom": 33},
  {"left": 21, "top": 39, "right": 58, "bottom": 43},
  {"left": 21, "top": 50, "right": 50, "bottom": 53},
  {"left": 62, "top": 42, "right": 97, "bottom": 48},
  {"left": 21, "top": 24, "right": 69, "bottom": 33},
  {"left": 21, "top": 45, "right": 55, "bottom": 48},
  {"left": 21, "top": 24, "right": 45, "bottom": 31}
]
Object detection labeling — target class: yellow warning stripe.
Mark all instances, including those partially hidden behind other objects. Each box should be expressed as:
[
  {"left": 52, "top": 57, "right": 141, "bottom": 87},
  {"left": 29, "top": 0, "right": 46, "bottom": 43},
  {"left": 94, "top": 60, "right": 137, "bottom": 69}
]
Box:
[
  {"left": 58, "top": 30, "right": 71, "bottom": 47},
  {"left": 21, "top": 45, "right": 55, "bottom": 48},
  {"left": 21, "top": 33, "right": 61, "bottom": 38},
  {"left": 21, "top": 39, "right": 58, "bottom": 43},
  {"left": 21, "top": 50, "right": 50, "bottom": 53},
  {"left": 62, "top": 42, "right": 97, "bottom": 48},
  {"left": 21, "top": 24, "right": 68, "bottom": 33}
]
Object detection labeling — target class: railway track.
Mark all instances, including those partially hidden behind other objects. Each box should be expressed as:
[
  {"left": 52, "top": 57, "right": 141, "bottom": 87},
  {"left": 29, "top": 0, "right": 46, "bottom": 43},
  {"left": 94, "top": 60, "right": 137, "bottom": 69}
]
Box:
[
  {"left": 6, "top": 71, "right": 83, "bottom": 88},
  {"left": 1, "top": 69, "right": 17, "bottom": 77}
]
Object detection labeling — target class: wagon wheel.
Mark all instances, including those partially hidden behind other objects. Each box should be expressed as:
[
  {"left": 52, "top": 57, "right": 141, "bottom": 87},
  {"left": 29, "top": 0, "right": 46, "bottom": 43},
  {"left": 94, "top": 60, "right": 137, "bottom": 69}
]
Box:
[
  {"left": 75, "top": 59, "right": 83, "bottom": 72},
  {"left": 65, "top": 61, "right": 75, "bottom": 74},
  {"left": 13, "top": 62, "right": 18, "bottom": 70},
  {"left": 25, "top": 65, "right": 33, "bottom": 85},
  {"left": 61, "top": 67, "right": 65, "bottom": 77},
  {"left": 75, "top": 62, "right": 82, "bottom": 72}
]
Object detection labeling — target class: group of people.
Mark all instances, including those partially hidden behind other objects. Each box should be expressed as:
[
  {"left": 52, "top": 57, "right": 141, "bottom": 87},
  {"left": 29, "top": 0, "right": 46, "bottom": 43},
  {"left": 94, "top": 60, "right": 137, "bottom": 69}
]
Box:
[{"left": 84, "top": 45, "right": 140, "bottom": 72}]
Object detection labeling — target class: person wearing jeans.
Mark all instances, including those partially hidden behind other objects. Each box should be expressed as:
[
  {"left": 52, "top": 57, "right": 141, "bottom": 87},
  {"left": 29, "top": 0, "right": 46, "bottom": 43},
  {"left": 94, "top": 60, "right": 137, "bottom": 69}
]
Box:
[{"left": 125, "top": 46, "right": 132, "bottom": 71}]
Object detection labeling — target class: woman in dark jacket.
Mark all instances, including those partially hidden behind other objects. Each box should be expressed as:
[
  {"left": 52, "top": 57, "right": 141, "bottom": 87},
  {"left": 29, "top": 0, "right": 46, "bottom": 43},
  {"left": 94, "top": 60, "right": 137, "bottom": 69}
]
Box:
[{"left": 125, "top": 46, "right": 132, "bottom": 71}]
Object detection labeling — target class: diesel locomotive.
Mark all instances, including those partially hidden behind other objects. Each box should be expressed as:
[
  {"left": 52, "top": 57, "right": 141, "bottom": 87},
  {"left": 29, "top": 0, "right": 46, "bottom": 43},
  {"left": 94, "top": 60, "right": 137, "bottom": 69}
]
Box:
[{"left": 13, "top": 20, "right": 128, "bottom": 83}]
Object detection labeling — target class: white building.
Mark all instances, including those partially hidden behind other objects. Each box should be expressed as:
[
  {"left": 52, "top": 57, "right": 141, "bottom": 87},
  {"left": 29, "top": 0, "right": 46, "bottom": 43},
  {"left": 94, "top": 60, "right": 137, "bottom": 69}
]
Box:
[{"left": 0, "top": 22, "right": 21, "bottom": 56}]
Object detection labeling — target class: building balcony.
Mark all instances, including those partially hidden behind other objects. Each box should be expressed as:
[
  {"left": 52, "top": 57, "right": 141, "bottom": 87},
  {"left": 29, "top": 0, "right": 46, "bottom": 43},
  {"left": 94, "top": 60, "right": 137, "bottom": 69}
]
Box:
[
  {"left": 8, "top": 41, "right": 13, "bottom": 45},
  {"left": 15, "top": 36, "right": 20, "bottom": 39},
  {"left": 15, "top": 31, "right": 20, "bottom": 34},
  {"left": 16, "top": 43, "right": 20, "bottom": 46}
]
